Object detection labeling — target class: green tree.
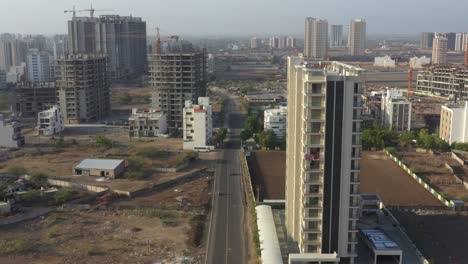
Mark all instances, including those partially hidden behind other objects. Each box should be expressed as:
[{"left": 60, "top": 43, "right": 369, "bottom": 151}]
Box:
[
  {"left": 29, "top": 173, "right": 48, "bottom": 188},
  {"left": 362, "top": 125, "right": 399, "bottom": 150},
  {"left": 240, "top": 129, "right": 253, "bottom": 141},
  {"left": 95, "top": 135, "right": 112, "bottom": 147},
  {"left": 452, "top": 142, "right": 468, "bottom": 151},
  {"left": 6, "top": 166, "right": 27, "bottom": 178},
  {"left": 245, "top": 114, "right": 262, "bottom": 134},
  {"left": 54, "top": 190, "right": 74, "bottom": 204},
  {"left": 399, "top": 131, "right": 416, "bottom": 147},
  {"left": 258, "top": 130, "right": 276, "bottom": 149},
  {"left": 215, "top": 128, "right": 228, "bottom": 144}
]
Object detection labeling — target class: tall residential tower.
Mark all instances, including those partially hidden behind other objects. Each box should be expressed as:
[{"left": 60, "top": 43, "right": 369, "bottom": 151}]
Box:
[
  {"left": 304, "top": 18, "right": 328, "bottom": 59},
  {"left": 330, "top": 25, "right": 344, "bottom": 47},
  {"left": 432, "top": 34, "right": 448, "bottom": 64},
  {"left": 286, "top": 57, "right": 363, "bottom": 263},
  {"left": 348, "top": 19, "right": 366, "bottom": 56}
]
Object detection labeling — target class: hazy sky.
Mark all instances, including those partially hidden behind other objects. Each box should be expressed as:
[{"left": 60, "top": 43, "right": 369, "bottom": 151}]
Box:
[{"left": 0, "top": 0, "right": 467, "bottom": 36}]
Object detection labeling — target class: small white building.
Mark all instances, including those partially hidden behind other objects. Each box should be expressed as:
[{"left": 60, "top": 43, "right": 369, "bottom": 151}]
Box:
[
  {"left": 374, "top": 55, "right": 395, "bottom": 68},
  {"left": 409, "top": 56, "right": 431, "bottom": 68},
  {"left": 0, "top": 114, "right": 24, "bottom": 148},
  {"left": 440, "top": 101, "right": 468, "bottom": 144},
  {"left": 264, "top": 106, "right": 287, "bottom": 140},
  {"left": 183, "top": 97, "right": 213, "bottom": 151},
  {"left": 128, "top": 108, "right": 167, "bottom": 138},
  {"left": 37, "top": 106, "right": 64, "bottom": 136},
  {"left": 381, "top": 88, "right": 411, "bottom": 131}
]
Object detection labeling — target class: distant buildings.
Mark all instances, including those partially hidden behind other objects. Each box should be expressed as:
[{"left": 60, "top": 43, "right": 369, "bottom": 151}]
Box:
[
  {"left": 440, "top": 101, "right": 468, "bottom": 144},
  {"left": 286, "top": 36, "right": 297, "bottom": 48},
  {"left": 269, "top": 37, "right": 279, "bottom": 49},
  {"left": 26, "top": 48, "right": 50, "bottom": 82},
  {"left": 432, "top": 34, "right": 448, "bottom": 64},
  {"left": 348, "top": 19, "right": 366, "bottom": 56},
  {"left": 149, "top": 47, "right": 207, "bottom": 131},
  {"left": 183, "top": 97, "right": 213, "bottom": 151},
  {"left": 455, "top": 33, "right": 465, "bottom": 52},
  {"left": 381, "top": 88, "right": 411, "bottom": 131},
  {"left": 264, "top": 106, "right": 287, "bottom": 140},
  {"left": 250, "top": 36, "right": 260, "bottom": 49},
  {"left": 56, "top": 54, "right": 110, "bottom": 124},
  {"left": 37, "top": 106, "right": 64, "bottom": 136},
  {"left": 0, "top": 114, "right": 24, "bottom": 148},
  {"left": 0, "top": 39, "right": 27, "bottom": 71},
  {"left": 330, "top": 24, "right": 344, "bottom": 47},
  {"left": 128, "top": 108, "right": 167, "bottom": 138},
  {"left": 0, "top": 69, "right": 6, "bottom": 89},
  {"left": 304, "top": 17, "right": 328, "bottom": 58},
  {"left": 446, "top": 32, "right": 456, "bottom": 51},
  {"left": 68, "top": 15, "right": 147, "bottom": 80},
  {"left": 14, "top": 82, "right": 57, "bottom": 118},
  {"left": 374, "top": 55, "right": 395, "bottom": 68},
  {"left": 74, "top": 159, "right": 125, "bottom": 179},
  {"left": 286, "top": 57, "right": 363, "bottom": 262},
  {"left": 416, "top": 65, "right": 468, "bottom": 98},
  {"left": 409, "top": 56, "right": 431, "bottom": 68},
  {"left": 420, "top": 32, "right": 435, "bottom": 49},
  {"left": 278, "top": 37, "right": 287, "bottom": 49}
]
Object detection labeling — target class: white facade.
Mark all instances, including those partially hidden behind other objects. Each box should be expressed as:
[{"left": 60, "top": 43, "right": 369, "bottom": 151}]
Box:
[
  {"left": 381, "top": 88, "right": 411, "bottom": 131},
  {"left": 264, "top": 106, "right": 287, "bottom": 140},
  {"left": 287, "top": 36, "right": 297, "bottom": 48},
  {"left": 269, "top": 37, "right": 279, "bottom": 49},
  {"left": 286, "top": 57, "right": 363, "bottom": 262},
  {"left": 183, "top": 97, "right": 213, "bottom": 151},
  {"left": 455, "top": 33, "right": 464, "bottom": 52},
  {"left": 128, "top": 108, "right": 167, "bottom": 138},
  {"left": 304, "top": 18, "right": 328, "bottom": 59},
  {"left": 278, "top": 37, "right": 287, "bottom": 49},
  {"left": 37, "top": 106, "right": 64, "bottom": 136},
  {"left": 250, "top": 36, "right": 260, "bottom": 49},
  {"left": 409, "top": 56, "right": 431, "bottom": 68},
  {"left": 0, "top": 114, "right": 24, "bottom": 148},
  {"left": 463, "top": 33, "right": 468, "bottom": 52},
  {"left": 348, "top": 19, "right": 366, "bottom": 56},
  {"left": 374, "top": 56, "right": 395, "bottom": 68},
  {"left": 27, "top": 48, "right": 50, "bottom": 82},
  {"left": 439, "top": 102, "right": 468, "bottom": 144},
  {"left": 432, "top": 34, "right": 448, "bottom": 64},
  {"left": 330, "top": 25, "right": 344, "bottom": 47}
]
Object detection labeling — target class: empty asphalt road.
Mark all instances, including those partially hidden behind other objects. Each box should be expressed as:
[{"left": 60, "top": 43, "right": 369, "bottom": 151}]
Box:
[{"left": 206, "top": 89, "right": 247, "bottom": 264}]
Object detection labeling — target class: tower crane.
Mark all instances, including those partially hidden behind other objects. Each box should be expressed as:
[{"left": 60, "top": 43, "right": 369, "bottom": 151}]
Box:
[
  {"left": 84, "top": 4, "right": 113, "bottom": 18},
  {"left": 64, "top": 6, "right": 85, "bottom": 18}
]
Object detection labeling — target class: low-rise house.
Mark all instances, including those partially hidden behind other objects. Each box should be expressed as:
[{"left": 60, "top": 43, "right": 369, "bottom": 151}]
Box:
[
  {"left": 74, "top": 159, "right": 125, "bottom": 179},
  {"left": 128, "top": 108, "right": 167, "bottom": 138},
  {"left": 37, "top": 105, "right": 64, "bottom": 136},
  {"left": 0, "top": 114, "right": 25, "bottom": 148}
]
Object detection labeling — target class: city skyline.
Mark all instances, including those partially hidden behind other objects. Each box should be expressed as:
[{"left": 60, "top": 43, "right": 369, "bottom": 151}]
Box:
[{"left": 0, "top": 0, "right": 467, "bottom": 36}]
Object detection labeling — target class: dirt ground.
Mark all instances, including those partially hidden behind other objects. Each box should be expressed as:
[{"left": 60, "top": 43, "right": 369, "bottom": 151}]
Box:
[
  {"left": 396, "top": 150, "right": 468, "bottom": 203},
  {"left": 246, "top": 150, "right": 286, "bottom": 200},
  {"left": 391, "top": 209, "right": 468, "bottom": 264},
  {"left": 361, "top": 151, "right": 443, "bottom": 206}
]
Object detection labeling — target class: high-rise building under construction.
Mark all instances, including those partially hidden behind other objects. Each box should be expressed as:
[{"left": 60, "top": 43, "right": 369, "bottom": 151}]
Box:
[{"left": 148, "top": 41, "right": 207, "bottom": 132}]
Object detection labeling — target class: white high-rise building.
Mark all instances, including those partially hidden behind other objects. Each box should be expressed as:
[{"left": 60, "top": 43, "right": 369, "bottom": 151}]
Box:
[
  {"left": 330, "top": 25, "right": 344, "bottom": 47},
  {"left": 440, "top": 101, "right": 468, "bottom": 144},
  {"left": 250, "top": 36, "right": 260, "bottom": 49},
  {"left": 286, "top": 56, "right": 363, "bottom": 263},
  {"left": 463, "top": 33, "right": 468, "bottom": 52},
  {"left": 432, "top": 34, "right": 448, "bottom": 64},
  {"left": 264, "top": 106, "right": 287, "bottom": 140},
  {"left": 183, "top": 97, "right": 213, "bottom": 151},
  {"left": 269, "top": 37, "right": 279, "bottom": 49},
  {"left": 348, "top": 19, "right": 366, "bottom": 56},
  {"left": 381, "top": 88, "right": 412, "bottom": 131},
  {"left": 304, "top": 18, "right": 328, "bottom": 59},
  {"left": 455, "top": 33, "right": 464, "bottom": 52},
  {"left": 37, "top": 106, "right": 64, "bottom": 136},
  {"left": 287, "top": 36, "right": 297, "bottom": 48},
  {"left": 27, "top": 48, "right": 50, "bottom": 82},
  {"left": 278, "top": 37, "right": 287, "bottom": 49}
]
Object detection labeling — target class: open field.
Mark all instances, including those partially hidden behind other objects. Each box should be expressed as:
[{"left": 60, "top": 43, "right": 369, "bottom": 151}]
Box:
[
  {"left": 246, "top": 150, "right": 286, "bottom": 200},
  {"left": 391, "top": 209, "right": 468, "bottom": 264},
  {"left": 396, "top": 150, "right": 468, "bottom": 203},
  {"left": 360, "top": 151, "right": 443, "bottom": 206}
]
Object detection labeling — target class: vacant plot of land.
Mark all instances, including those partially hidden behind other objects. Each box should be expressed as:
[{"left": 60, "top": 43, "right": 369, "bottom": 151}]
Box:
[
  {"left": 361, "top": 151, "right": 442, "bottom": 206},
  {"left": 391, "top": 210, "right": 468, "bottom": 264},
  {"left": 397, "top": 150, "right": 468, "bottom": 203},
  {"left": 247, "top": 150, "right": 285, "bottom": 200}
]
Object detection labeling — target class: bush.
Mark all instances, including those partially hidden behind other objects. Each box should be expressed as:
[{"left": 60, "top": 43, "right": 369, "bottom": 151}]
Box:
[
  {"left": 95, "top": 135, "right": 112, "bottom": 148},
  {"left": 137, "top": 147, "right": 164, "bottom": 159},
  {"left": 54, "top": 190, "right": 75, "bottom": 204},
  {"left": 6, "top": 166, "right": 27, "bottom": 177},
  {"left": 240, "top": 129, "right": 253, "bottom": 141},
  {"left": 21, "top": 190, "right": 41, "bottom": 203},
  {"left": 29, "top": 173, "right": 48, "bottom": 188}
]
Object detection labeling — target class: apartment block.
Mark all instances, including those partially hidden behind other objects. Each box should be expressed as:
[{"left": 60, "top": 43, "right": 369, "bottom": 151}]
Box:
[
  {"left": 14, "top": 82, "right": 57, "bottom": 118},
  {"left": 0, "top": 114, "right": 25, "bottom": 148},
  {"left": 26, "top": 48, "right": 50, "bottom": 82},
  {"left": 286, "top": 57, "right": 363, "bottom": 263},
  {"left": 68, "top": 15, "right": 147, "bottom": 80},
  {"left": 432, "top": 34, "right": 448, "bottom": 64},
  {"left": 149, "top": 49, "right": 207, "bottom": 131},
  {"left": 264, "top": 106, "right": 287, "bottom": 140},
  {"left": 56, "top": 54, "right": 110, "bottom": 124},
  {"left": 37, "top": 105, "right": 64, "bottom": 136},
  {"left": 381, "top": 88, "right": 411, "bottom": 131},
  {"left": 128, "top": 108, "right": 167, "bottom": 138},
  {"left": 420, "top": 32, "right": 434, "bottom": 49},
  {"left": 416, "top": 65, "right": 468, "bottom": 98},
  {"left": 330, "top": 25, "right": 344, "bottom": 47},
  {"left": 304, "top": 18, "right": 328, "bottom": 59},
  {"left": 348, "top": 19, "right": 366, "bottom": 56},
  {"left": 183, "top": 97, "right": 213, "bottom": 151},
  {"left": 269, "top": 37, "right": 279, "bottom": 49},
  {"left": 440, "top": 101, "right": 468, "bottom": 144},
  {"left": 250, "top": 36, "right": 260, "bottom": 49},
  {"left": 287, "top": 36, "right": 297, "bottom": 48}
]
